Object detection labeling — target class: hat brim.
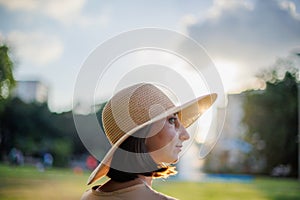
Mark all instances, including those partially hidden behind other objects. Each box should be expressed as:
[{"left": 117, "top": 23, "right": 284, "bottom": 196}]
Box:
[{"left": 87, "top": 93, "right": 217, "bottom": 185}]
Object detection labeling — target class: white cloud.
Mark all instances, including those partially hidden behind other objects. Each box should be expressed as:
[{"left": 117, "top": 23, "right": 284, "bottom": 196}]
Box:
[
  {"left": 42, "top": 0, "right": 86, "bottom": 24},
  {"left": 0, "top": 0, "right": 111, "bottom": 27},
  {"left": 77, "top": 7, "right": 111, "bottom": 28},
  {"left": 207, "top": 0, "right": 254, "bottom": 19},
  {"left": 0, "top": 0, "right": 38, "bottom": 11},
  {"left": 7, "top": 31, "right": 64, "bottom": 66},
  {"left": 178, "top": 14, "right": 198, "bottom": 34},
  {"left": 183, "top": 0, "right": 300, "bottom": 92},
  {"left": 280, "top": 0, "right": 300, "bottom": 19},
  {"left": 0, "top": 0, "right": 86, "bottom": 25}
]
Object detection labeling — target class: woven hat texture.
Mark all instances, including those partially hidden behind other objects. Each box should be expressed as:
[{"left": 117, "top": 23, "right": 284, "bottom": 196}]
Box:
[{"left": 87, "top": 83, "right": 217, "bottom": 184}]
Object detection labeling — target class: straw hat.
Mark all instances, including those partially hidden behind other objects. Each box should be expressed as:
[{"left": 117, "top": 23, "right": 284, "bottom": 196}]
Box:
[{"left": 87, "top": 83, "right": 217, "bottom": 185}]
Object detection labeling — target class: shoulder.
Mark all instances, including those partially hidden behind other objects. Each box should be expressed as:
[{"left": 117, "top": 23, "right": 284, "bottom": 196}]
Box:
[
  {"left": 81, "top": 188, "right": 94, "bottom": 200},
  {"left": 142, "top": 184, "right": 178, "bottom": 200},
  {"left": 81, "top": 185, "right": 105, "bottom": 200},
  {"left": 81, "top": 184, "right": 178, "bottom": 200}
]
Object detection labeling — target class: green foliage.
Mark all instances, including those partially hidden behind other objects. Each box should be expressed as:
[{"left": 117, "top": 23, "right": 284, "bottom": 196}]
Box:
[
  {"left": 0, "top": 98, "right": 86, "bottom": 167},
  {"left": 0, "top": 45, "right": 88, "bottom": 167},
  {"left": 243, "top": 70, "right": 298, "bottom": 176},
  {"left": 51, "top": 139, "right": 72, "bottom": 167},
  {"left": 95, "top": 101, "right": 107, "bottom": 131},
  {"left": 0, "top": 45, "right": 16, "bottom": 112}
]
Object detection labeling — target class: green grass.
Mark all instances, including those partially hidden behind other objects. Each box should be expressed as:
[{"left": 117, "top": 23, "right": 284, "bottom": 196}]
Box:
[
  {"left": 0, "top": 164, "right": 299, "bottom": 200},
  {"left": 153, "top": 178, "right": 300, "bottom": 200}
]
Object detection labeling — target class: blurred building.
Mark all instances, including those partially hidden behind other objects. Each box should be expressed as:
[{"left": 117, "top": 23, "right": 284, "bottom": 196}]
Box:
[
  {"left": 176, "top": 93, "right": 255, "bottom": 180},
  {"left": 204, "top": 93, "right": 253, "bottom": 173},
  {"left": 13, "top": 80, "right": 48, "bottom": 103},
  {"left": 220, "top": 94, "right": 246, "bottom": 138}
]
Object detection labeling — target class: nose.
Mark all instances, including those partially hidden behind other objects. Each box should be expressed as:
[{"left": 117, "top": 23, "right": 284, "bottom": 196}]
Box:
[{"left": 179, "top": 124, "right": 190, "bottom": 141}]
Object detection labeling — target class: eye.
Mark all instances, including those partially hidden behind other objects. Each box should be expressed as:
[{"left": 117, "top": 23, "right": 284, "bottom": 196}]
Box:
[{"left": 168, "top": 117, "right": 177, "bottom": 125}]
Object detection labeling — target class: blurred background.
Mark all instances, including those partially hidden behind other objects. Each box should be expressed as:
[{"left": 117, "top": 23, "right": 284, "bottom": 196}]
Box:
[{"left": 0, "top": 0, "right": 299, "bottom": 199}]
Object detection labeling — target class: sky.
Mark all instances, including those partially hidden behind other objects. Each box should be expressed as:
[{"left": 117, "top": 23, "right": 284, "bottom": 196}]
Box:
[{"left": 0, "top": 0, "right": 299, "bottom": 113}]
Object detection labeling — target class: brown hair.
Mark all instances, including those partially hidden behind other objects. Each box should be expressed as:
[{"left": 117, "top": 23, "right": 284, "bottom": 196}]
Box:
[{"left": 107, "top": 125, "right": 177, "bottom": 182}]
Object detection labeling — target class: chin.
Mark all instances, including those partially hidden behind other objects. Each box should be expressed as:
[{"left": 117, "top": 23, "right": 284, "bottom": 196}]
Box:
[{"left": 172, "top": 158, "right": 179, "bottom": 164}]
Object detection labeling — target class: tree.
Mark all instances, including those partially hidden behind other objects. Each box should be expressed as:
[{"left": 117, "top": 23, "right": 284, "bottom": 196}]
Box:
[
  {"left": 0, "top": 97, "right": 88, "bottom": 167},
  {"left": 0, "top": 45, "right": 15, "bottom": 110},
  {"left": 0, "top": 45, "right": 90, "bottom": 167},
  {"left": 243, "top": 68, "right": 298, "bottom": 176}
]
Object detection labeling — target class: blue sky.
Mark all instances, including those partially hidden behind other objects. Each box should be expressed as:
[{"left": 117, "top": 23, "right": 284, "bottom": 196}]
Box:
[{"left": 0, "top": 0, "right": 299, "bottom": 112}]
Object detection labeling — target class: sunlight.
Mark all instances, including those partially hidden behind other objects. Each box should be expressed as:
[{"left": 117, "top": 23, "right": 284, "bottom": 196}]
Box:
[
  {"left": 214, "top": 60, "right": 239, "bottom": 93},
  {"left": 194, "top": 108, "right": 213, "bottom": 144}
]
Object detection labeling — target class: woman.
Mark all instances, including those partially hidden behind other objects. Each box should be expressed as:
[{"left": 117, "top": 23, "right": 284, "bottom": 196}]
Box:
[{"left": 81, "top": 83, "right": 217, "bottom": 200}]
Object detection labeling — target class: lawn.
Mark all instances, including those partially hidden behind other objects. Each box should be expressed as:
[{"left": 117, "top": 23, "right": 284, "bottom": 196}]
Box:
[{"left": 0, "top": 164, "right": 299, "bottom": 200}]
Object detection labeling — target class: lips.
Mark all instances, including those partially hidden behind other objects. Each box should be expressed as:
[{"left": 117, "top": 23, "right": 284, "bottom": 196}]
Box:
[
  {"left": 176, "top": 143, "right": 183, "bottom": 147},
  {"left": 176, "top": 145, "right": 183, "bottom": 151}
]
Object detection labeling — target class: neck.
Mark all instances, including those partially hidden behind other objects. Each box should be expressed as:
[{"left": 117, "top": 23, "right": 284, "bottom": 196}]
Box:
[{"left": 98, "top": 176, "right": 153, "bottom": 192}]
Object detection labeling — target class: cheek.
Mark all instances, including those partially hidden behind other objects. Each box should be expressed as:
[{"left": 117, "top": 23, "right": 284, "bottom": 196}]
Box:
[
  {"left": 146, "top": 134, "right": 164, "bottom": 151},
  {"left": 161, "top": 126, "right": 177, "bottom": 143},
  {"left": 146, "top": 127, "right": 176, "bottom": 151}
]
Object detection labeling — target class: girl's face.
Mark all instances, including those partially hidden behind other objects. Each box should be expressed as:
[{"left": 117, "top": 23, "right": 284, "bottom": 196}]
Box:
[{"left": 145, "top": 113, "right": 190, "bottom": 164}]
